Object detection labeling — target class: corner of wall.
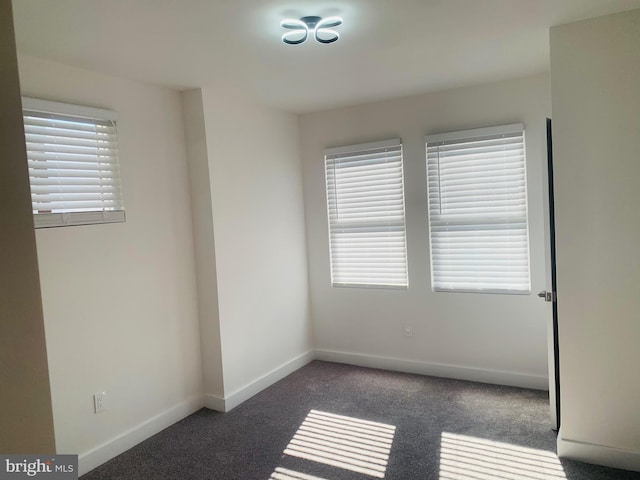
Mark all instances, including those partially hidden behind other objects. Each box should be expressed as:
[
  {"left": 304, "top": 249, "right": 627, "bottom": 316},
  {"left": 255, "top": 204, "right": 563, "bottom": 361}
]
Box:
[
  {"left": 0, "top": 0, "right": 56, "bottom": 454},
  {"left": 181, "top": 88, "right": 226, "bottom": 400}
]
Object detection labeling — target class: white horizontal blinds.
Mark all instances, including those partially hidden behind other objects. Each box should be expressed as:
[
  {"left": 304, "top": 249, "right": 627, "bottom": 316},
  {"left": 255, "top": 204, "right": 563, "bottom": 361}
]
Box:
[
  {"left": 22, "top": 97, "right": 125, "bottom": 228},
  {"left": 325, "top": 139, "right": 408, "bottom": 288},
  {"left": 426, "top": 124, "right": 530, "bottom": 294}
]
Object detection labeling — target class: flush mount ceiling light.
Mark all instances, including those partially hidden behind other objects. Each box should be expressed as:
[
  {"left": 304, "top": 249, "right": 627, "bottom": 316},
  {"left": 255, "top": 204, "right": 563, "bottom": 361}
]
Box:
[{"left": 280, "top": 16, "right": 343, "bottom": 45}]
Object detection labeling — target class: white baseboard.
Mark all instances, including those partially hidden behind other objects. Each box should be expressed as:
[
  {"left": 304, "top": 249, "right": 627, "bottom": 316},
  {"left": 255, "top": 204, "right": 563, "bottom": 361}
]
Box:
[
  {"left": 203, "top": 393, "right": 225, "bottom": 412},
  {"left": 78, "top": 395, "right": 203, "bottom": 476},
  {"left": 557, "top": 428, "right": 640, "bottom": 472},
  {"left": 315, "top": 349, "right": 549, "bottom": 390},
  {"left": 221, "top": 351, "right": 315, "bottom": 412},
  {"left": 201, "top": 351, "right": 315, "bottom": 413}
]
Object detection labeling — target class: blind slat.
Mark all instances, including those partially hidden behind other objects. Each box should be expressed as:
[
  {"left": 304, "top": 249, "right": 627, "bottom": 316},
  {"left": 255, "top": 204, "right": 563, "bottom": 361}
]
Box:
[
  {"left": 325, "top": 140, "right": 408, "bottom": 288},
  {"left": 426, "top": 125, "right": 530, "bottom": 294},
  {"left": 23, "top": 100, "right": 126, "bottom": 228}
]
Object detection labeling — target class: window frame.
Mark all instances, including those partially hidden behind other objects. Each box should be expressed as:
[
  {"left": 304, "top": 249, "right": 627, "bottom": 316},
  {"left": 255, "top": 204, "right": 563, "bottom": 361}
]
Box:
[
  {"left": 324, "top": 138, "right": 409, "bottom": 289},
  {"left": 22, "top": 97, "right": 125, "bottom": 229},
  {"left": 425, "top": 123, "right": 531, "bottom": 295}
]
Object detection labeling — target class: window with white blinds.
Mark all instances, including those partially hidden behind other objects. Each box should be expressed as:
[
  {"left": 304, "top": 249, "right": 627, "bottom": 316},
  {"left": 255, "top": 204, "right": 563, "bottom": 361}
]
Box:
[
  {"left": 324, "top": 139, "right": 408, "bottom": 288},
  {"left": 425, "top": 124, "right": 530, "bottom": 294},
  {"left": 22, "top": 97, "right": 125, "bottom": 228}
]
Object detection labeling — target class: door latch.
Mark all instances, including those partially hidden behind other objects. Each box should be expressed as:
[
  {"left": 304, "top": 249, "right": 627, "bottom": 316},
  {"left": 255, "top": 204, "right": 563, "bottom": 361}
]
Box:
[{"left": 537, "top": 290, "right": 556, "bottom": 302}]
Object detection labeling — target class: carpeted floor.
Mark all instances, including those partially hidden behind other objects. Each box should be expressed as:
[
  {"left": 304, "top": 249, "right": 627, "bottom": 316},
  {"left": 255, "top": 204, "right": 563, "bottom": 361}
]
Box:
[{"left": 81, "top": 361, "right": 640, "bottom": 479}]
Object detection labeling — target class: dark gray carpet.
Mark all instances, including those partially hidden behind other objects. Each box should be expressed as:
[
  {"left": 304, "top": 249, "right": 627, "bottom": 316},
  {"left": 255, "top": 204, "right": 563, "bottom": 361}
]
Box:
[{"left": 81, "top": 361, "right": 640, "bottom": 479}]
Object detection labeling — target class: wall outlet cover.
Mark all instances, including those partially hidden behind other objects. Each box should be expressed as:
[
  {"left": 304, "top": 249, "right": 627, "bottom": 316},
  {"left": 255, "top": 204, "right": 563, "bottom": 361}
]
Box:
[
  {"left": 94, "top": 392, "right": 107, "bottom": 413},
  {"left": 403, "top": 324, "right": 413, "bottom": 337}
]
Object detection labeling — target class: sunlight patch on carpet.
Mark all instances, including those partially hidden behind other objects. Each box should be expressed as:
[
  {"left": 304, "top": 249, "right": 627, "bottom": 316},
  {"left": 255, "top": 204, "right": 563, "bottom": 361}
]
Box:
[
  {"left": 439, "top": 432, "right": 567, "bottom": 480},
  {"left": 282, "top": 409, "right": 396, "bottom": 478},
  {"left": 269, "top": 466, "right": 330, "bottom": 480}
]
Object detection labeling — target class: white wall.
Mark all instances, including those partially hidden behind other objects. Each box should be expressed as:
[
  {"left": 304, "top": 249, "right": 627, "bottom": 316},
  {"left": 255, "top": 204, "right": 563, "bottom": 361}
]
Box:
[
  {"left": 550, "top": 9, "right": 640, "bottom": 470},
  {"left": 186, "top": 87, "right": 314, "bottom": 407},
  {"left": 300, "top": 74, "right": 552, "bottom": 389},
  {"left": 17, "top": 55, "right": 203, "bottom": 473},
  {"left": 0, "top": 0, "right": 55, "bottom": 453}
]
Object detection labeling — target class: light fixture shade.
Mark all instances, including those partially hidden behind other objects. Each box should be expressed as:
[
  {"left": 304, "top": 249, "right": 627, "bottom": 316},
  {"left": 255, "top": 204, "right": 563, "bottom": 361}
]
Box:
[
  {"left": 280, "top": 18, "right": 308, "bottom": 45},
  {"left": 315, "top": 16, "right": 342, "bottom": 44},
  {"left": 280, "top": 16, "right": 343, "bottom": 45}
]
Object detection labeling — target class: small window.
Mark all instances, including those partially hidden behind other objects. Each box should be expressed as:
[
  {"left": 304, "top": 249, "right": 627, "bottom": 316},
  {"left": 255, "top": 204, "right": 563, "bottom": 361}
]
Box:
[
  {"left": 22, "top": 97, "right": 125, "bottom": 228},
  {"left": 425, "top": 124, "right": 530, "bottom": 294},
  {"left": 324, "top": 139, "right": 408, "bottom": 288}
]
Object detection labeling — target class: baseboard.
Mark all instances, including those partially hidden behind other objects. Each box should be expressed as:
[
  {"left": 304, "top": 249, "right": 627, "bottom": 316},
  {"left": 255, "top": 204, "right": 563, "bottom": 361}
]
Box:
[
  {"left": 203, "top": 393, "right": 225, "bottom": 412},
  {"left": 315, "top": 349, "right": 549, "bottom": 390},
  {"left": 78, "top": 394, "right": 204, "bottom": 476},
  {"left": 557, "top": 428, "right": 640, "bottom": 472},
  {"left": 213, "top": 351, "right": 315, "bottom": 412}
]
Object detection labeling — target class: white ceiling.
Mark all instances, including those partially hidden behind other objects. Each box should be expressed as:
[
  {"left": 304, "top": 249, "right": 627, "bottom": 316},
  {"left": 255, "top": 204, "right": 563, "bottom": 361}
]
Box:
[{"left": 12, "top": 0, "right": 640, "bottom": 113}]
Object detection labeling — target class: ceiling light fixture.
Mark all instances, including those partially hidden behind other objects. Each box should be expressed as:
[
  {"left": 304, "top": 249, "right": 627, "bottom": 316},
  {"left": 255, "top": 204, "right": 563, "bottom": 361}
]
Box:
[{"left": 280, "top": 16, "right": 343, "bottom": 45}]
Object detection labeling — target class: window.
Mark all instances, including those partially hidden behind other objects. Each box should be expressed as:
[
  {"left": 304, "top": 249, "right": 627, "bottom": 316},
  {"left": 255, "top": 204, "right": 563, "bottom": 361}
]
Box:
[
  {"left": 324, "top": 139, "right": 408, "bottom": 288},
  {"left": 425, "top": 124, "right": 530, "bottom": 294},
  {"left": 22, "top": 97, "right": 125, "bottom": 228}
]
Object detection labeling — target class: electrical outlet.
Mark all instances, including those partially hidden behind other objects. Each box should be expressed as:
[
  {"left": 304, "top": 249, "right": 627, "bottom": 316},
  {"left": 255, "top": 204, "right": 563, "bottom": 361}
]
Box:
[
  {"left": 94, "top": 392, "right": 107, "bottom": 413},
  {"left": 403, "top": 324, "right": 413, "bottom": 337}
]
